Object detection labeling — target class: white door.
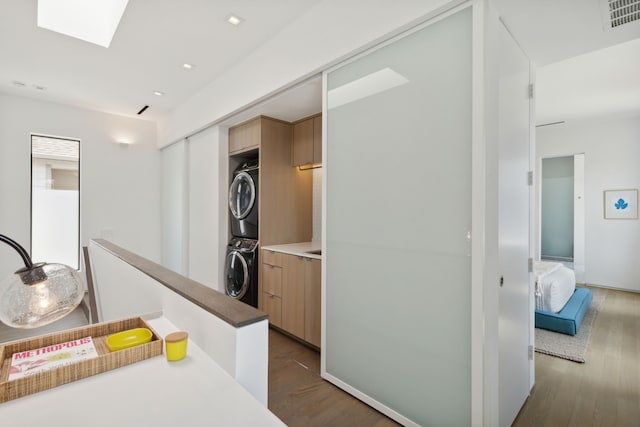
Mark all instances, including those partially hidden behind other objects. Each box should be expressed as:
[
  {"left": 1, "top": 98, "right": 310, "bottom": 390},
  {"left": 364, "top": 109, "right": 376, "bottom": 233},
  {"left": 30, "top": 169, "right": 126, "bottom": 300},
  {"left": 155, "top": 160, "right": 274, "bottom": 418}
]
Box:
[{"left": 497, "top": 23, "right": 532, "bottom": 427}]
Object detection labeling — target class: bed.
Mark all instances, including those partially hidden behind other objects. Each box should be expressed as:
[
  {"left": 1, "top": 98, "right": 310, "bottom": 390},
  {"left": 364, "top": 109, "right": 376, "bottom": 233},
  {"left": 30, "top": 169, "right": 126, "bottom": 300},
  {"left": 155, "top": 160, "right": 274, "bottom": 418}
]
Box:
[
  {"left": 534, "top": 261, "right": 576, "bottom": 313},
  {"left": 534, "top": 260, "right": 592, "bottom": 336}
]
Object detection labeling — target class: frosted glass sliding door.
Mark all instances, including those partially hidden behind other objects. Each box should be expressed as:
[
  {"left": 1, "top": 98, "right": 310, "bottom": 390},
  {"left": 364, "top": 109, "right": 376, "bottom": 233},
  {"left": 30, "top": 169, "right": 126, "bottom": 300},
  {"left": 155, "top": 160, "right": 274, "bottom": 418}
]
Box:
[
  {"left": 323, "top": 7, "right": 472, "bottom": 426},
  {"left": 161, "top": 140, "right": 188, "bottom": 275}
]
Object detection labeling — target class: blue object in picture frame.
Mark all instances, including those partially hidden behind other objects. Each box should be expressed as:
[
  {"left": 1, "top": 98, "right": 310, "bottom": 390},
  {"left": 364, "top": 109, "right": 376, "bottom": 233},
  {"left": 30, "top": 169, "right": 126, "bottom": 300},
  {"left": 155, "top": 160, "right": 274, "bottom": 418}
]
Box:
[
  {"left": 604, "top": 189, "right": 638, "bottom": 219},
  {"left": 614, "top": 198, "right": 628, "bottom": 210}
]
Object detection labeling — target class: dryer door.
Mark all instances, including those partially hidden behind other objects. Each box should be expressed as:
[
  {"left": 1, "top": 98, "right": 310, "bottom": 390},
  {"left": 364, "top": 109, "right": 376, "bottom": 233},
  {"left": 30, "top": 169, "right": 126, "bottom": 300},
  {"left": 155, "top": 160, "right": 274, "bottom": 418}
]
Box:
[
  {"left": 229, "top": 172, "right": 256, "bottom": 220},
  {"left": 225, "top": 250, "right": 249, "bottom": 299}
]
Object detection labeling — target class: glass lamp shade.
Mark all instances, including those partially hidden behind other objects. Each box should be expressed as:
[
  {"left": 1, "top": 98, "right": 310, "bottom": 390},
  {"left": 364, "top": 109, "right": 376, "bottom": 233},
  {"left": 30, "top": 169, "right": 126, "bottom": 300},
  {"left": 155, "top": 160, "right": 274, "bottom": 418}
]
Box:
[{"left": 0, "top": 263, "right": 84, "bottom": 329}]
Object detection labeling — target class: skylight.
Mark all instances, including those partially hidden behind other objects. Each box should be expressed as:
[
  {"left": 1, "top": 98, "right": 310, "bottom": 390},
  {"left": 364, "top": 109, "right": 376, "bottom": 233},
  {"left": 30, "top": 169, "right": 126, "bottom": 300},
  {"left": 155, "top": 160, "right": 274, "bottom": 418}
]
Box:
[{"left": 37, "top": 0, "right": 129, "bottom": 48}]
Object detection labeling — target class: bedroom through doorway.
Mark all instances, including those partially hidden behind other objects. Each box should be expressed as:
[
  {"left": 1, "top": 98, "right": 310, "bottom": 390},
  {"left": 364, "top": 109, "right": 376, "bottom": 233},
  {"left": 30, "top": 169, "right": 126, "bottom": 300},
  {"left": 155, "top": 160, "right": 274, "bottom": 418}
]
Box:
[{"left": 539, "top": 153, "right": 584, "bottom": 282}]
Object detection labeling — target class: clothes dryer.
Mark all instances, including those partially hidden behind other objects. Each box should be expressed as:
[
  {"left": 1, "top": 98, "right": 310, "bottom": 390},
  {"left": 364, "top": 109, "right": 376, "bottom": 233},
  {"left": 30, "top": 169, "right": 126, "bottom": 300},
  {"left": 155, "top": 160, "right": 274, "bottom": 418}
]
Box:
[
  {"left": 229, "top": 161, "right": 259, "bottom": 239},
  {"left": 224, "top": 237, "right": 258, "bottom": 308}
]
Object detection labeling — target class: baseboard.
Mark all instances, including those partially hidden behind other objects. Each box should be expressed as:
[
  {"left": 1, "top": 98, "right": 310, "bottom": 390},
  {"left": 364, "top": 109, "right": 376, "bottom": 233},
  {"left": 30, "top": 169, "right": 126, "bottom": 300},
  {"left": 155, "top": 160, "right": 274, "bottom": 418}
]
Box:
[{"left": 582, "top": 283, "right": 640, "bottom": 294}]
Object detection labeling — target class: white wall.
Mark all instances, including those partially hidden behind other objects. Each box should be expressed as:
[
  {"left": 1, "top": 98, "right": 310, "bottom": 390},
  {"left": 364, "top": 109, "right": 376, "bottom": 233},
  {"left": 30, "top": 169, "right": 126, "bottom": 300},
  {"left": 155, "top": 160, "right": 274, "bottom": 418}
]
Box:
[
  {"left": 537, "top": 114, "right": 640, "bottom": 291},
  {"left": 89, "top": 241, "right": 268, "bottom": 404},
  {"left": 159, "top": 0, "right": 455, "bottom": 146},
  {"left": 0, "top": 92, "right": 161, "bottom": 279}
]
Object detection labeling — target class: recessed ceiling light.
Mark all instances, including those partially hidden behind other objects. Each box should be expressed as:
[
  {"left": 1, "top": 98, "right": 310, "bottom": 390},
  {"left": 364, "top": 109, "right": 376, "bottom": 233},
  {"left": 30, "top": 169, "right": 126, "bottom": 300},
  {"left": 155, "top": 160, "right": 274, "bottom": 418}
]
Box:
[
  {"left": 183, "top": 63, "right": 194, "bottom": 70},
  {"left": 12, "top": 81, "right": 27, "bottom": 87},
  {"left": 226, "top": 14, "right": 244, "bottom": 26},
  {"left": 34, "top": 85, "right": 47, "bottom": 91},
  {"left": 153, "top": 91, "right": 164, "bottom": 96},
  {"left": 37, "top": 0, "right": 130, "bottom": 48}
]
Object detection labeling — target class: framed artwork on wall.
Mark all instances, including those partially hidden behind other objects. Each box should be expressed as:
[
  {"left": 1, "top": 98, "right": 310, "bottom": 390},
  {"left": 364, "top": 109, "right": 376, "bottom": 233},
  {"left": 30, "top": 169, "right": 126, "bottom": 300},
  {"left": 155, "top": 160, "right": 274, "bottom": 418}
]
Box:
[{"left": 604, "top": 189, "right": 638, "bottom": 220}]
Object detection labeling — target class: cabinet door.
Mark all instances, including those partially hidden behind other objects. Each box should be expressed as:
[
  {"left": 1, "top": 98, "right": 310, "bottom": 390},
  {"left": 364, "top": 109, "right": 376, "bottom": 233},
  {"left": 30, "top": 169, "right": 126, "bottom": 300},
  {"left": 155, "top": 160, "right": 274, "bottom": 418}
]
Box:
[
  {"left": 304, "top": 258, "right": 321, "bottom": 347},
  {"left": 262, "top": 261, "right": 282, "bottom": 327},
  {"left": 262, "top": 293, "right": 282, "bottom": 328},
  {"left": 229, "top": 117, "right": 260, "bottom": 154},
  {"left": 292, "top": 118, "right": 313, "bottom": 166},
  {"left": 313, "top": 115, "right": 322, "bottom": 164},
  {"left": 262, "top": 249, "right": 283, "bottom": 267},
  {"left": 262, "top": 263, "right": 282, "bottom": 297},
  {"left": 282, "top": 255, "right": 305, "bottom": 338}
]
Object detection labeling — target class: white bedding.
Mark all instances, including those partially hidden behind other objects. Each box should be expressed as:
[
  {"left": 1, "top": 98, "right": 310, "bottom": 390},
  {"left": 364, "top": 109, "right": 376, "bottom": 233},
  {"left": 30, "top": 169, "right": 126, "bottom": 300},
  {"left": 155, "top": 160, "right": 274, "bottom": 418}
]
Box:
[{"left": 534, "top": 261, "right": 576, "bottom": 313}]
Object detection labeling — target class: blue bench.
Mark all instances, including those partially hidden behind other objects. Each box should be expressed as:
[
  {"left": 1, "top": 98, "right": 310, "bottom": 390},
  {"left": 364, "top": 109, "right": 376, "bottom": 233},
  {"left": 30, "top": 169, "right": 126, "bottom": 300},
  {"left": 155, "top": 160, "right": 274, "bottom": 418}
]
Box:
[{"left": 535, "top": 287, "right": 593, "bottom": 336}]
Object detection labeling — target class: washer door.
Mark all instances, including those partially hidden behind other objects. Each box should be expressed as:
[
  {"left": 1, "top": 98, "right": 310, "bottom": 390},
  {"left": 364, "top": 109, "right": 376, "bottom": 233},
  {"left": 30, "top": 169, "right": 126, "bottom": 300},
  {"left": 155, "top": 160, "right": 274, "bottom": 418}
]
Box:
[
  {"left": 229, "top": 172, "right": 256, "bottom": 220},
  {"left": 225, "top": 250, "right": 249, "bottom": 299}
]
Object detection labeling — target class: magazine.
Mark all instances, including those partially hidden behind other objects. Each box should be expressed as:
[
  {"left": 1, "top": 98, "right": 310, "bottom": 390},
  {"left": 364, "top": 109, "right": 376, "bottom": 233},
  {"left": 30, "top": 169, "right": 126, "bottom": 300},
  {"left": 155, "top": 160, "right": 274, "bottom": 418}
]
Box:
[{"left": 9, "top": 336, "right": 98, "bottom": 380}]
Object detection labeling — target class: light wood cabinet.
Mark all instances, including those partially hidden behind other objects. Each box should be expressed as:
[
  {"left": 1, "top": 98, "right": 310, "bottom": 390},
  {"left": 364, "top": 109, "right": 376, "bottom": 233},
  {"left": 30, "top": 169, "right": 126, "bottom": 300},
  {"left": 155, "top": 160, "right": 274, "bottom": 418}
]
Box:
[
  {"left": 282, "top": 255, "right": 305, "bottom": 338},
  {"left": 261, "top": 249, "right": 321, "bottom": 347},
  {"left": 229, "top": 116, "right": 312, "bottom": 311},
  {"left": 262, "top": 250, "right": 283, "bottom": 328},
  {"left": 262, "top": 291, "right": 282, "bottom": 328},
  {"left": 312, "top": 115, "right": 322, "bottom": 164},
  {"left": 292, "top": 114, "right": 322, "bottom": 166},
  {"left": 304, "top": 258, "right": 321, "bottom": 347},
  {"left": 229, "top": 117, "right": 260, "bottom": 155}
]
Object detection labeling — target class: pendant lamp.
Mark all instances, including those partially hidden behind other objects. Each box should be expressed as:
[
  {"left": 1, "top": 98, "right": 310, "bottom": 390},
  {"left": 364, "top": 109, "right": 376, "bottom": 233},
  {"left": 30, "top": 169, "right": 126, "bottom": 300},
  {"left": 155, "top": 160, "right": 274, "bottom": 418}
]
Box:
[{"left": 0, "top": 234, "right": 84, "bottom": 329}]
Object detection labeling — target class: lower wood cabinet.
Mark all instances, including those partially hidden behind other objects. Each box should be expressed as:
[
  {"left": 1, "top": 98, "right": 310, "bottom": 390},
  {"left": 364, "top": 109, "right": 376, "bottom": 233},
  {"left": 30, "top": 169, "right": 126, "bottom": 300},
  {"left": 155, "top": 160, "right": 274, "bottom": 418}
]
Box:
[
  {"left": 283, "top": 255, "right": 305, "bottom": 338},
  {"left": 262, "top": 259, "right": 283, "bottom": 329},
  {"left": 303, "top": 258, "right": 321, "bottom": 347},
  {"left": 261, "top": 249, "right": 321, "bottom": 347}
]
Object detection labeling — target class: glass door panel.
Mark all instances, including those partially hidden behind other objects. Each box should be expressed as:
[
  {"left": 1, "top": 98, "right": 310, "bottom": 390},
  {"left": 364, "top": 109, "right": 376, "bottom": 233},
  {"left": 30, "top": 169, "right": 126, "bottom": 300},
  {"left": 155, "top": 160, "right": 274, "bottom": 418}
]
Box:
[{"left": 324, "top": 7, "right": 472, "bottom": 426}]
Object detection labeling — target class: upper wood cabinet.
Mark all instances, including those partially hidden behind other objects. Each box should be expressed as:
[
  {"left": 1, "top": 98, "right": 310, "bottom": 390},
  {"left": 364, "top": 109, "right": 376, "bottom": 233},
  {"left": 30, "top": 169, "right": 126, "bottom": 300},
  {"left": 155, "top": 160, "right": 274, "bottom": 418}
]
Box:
[
  {"left": 292, "top": 114, "right": 322, "bottom": 166},
  {"left": 229, "top": 117, "right": 261, "bottom": 155}
]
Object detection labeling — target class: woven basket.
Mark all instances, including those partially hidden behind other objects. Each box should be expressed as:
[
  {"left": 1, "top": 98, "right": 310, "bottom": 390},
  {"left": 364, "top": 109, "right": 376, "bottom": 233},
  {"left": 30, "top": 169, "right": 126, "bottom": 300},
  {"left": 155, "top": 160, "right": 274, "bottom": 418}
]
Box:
[{"left": 0, "top": 317, "right": 162, "bottom": 403}]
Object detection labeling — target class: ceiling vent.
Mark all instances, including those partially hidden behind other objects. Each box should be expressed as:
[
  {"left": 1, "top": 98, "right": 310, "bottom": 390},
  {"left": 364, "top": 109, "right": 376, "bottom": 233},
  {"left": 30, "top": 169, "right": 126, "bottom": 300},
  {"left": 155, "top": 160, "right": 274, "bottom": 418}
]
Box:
[{"left": 601, "top": 0, "right": 640, "bottom": 29}]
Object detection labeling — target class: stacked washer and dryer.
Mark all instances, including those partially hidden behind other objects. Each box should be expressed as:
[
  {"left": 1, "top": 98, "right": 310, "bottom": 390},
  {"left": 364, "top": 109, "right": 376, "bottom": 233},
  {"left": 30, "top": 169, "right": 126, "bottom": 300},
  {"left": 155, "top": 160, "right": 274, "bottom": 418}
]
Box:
[{"left": 224, "top": 159, "right": 259, "bottom": 308}]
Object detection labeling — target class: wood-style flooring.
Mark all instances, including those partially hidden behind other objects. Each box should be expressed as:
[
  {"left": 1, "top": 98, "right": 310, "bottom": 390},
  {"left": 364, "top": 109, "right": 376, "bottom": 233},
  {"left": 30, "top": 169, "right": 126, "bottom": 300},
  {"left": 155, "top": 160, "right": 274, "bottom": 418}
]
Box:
[
  {"left": 268, "top": 328, "right": 400, "bottom": 427},
  {"left": 5, "top": 288, "right": 636, "bottom": 425},
  {"left": 514, "top": 287, "right": 640, "bottom": 426}
]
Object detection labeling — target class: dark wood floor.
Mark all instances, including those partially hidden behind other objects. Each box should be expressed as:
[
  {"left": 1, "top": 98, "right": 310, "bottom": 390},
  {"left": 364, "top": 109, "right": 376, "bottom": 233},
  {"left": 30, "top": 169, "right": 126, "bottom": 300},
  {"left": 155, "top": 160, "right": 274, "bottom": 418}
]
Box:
[
  {"left": 268, "top": 328, "right": 400, "bottom": 427},
  {"left": 514, "top": 287, "right": 640, "bottom": 426}
]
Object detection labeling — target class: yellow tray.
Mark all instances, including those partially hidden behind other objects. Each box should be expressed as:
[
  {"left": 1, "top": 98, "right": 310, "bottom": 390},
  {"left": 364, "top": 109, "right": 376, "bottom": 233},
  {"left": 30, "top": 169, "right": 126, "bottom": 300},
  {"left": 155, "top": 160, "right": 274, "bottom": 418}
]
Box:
[{"left": 0, "top": 317, "right": 162, "bottom": 403}]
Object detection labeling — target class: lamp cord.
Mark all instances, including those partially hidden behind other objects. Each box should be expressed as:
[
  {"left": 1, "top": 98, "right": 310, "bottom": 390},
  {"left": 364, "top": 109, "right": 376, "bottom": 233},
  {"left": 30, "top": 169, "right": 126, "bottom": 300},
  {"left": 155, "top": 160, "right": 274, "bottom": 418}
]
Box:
[{"left": 0, "top": 234, "right": 34, "bottom": 269}]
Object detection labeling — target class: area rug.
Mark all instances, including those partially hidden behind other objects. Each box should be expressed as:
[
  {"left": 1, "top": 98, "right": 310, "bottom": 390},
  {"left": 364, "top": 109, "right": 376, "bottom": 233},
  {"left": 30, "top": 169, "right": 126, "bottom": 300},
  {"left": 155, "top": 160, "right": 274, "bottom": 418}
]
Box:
[{"left": 535, "top": 289, "right": 606, "bottom": 363}]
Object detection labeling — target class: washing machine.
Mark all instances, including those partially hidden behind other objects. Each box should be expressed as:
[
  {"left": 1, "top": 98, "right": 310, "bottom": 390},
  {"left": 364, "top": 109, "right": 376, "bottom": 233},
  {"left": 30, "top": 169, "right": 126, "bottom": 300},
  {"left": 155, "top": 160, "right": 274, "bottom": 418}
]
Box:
[
  {"left": 224, "top": 237, "right": 259, "bottom": 308},
  {"left": 229, "top": 160, "right": 259, "bottom": 239}
]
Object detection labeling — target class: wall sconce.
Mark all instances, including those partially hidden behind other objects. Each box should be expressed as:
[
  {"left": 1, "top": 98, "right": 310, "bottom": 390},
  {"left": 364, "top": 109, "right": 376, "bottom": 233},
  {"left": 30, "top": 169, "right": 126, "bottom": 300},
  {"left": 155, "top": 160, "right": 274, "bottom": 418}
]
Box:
[{"left": 0, "top": 234, "right": 84, "bottom": 329}]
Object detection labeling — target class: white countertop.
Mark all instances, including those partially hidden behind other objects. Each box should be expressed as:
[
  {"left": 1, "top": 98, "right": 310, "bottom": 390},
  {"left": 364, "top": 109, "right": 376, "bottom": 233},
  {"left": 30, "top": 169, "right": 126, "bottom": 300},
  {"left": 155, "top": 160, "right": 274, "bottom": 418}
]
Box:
[
  {"left": 261, "top": 242, "right": 322, "bottom": 260},
  {"left": 0, "top": 315, "right": 285, "bottom": 427}
]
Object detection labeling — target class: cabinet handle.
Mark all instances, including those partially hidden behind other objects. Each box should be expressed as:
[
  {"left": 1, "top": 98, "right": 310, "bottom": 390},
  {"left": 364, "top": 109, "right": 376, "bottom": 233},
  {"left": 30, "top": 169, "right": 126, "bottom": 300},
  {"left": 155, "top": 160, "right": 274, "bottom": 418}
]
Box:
[{"left": 265, "top": 291, "right": 275, "bottom": 297}]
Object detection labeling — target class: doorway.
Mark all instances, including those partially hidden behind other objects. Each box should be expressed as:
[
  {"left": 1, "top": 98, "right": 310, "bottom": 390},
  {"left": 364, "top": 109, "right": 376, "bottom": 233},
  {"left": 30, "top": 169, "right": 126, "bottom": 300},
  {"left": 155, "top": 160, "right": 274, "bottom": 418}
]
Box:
[{"left": 540, "top": 153, "right": 585, "bottom": 281}]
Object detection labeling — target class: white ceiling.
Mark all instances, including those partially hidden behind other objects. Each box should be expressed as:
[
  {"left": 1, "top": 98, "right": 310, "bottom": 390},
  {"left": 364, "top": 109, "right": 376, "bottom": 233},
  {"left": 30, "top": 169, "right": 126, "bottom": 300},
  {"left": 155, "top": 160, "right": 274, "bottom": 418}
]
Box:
[
  {"left": 1, "top": 0, "right": 639, "bottom": 125},
  {"left": 536, "top": 37, "right": 640, "bottom": 125},
  {"left": 0, "top": 0, "right": 323, "bottom": 123}
]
